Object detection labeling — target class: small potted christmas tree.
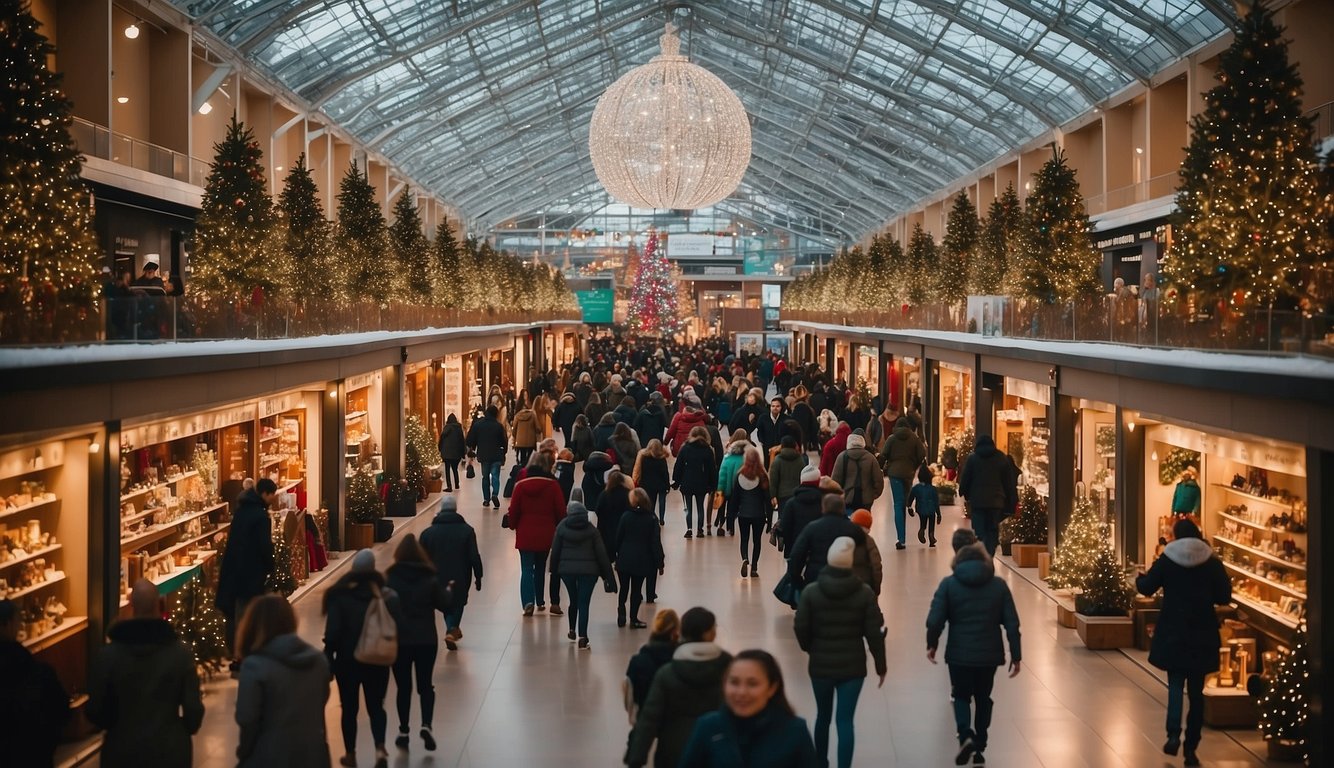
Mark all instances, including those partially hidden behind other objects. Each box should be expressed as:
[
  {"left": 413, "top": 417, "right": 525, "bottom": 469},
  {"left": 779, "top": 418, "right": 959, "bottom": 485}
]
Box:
[
  {"left": 344, "top": 468, "right": 380, "bottom": 550},
  {"left": 1047, "top": 495, "right": 1105, "bottom": 627},
  {"left": 405, "top": 414, "right": 443, "bottom": 497},
  {"left": 1011, "top": 486, "right": 1050, "bottom": 567},
  {"left": 1074, "top": 545, "right": 1135, "bottom": 649},
  {"left": 1258, "top": 622, "right": 1309, "bottom": 762},
  {"left": 382, "top": 470, "right": 417, "bottom": 518}
]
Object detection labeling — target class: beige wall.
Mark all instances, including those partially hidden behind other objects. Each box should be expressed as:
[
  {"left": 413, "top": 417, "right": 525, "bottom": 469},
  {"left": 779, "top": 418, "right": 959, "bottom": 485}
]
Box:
[
  {"left": 190, "top": 58, "right": 232, "bottom": 161},
  {"left": 30, "top": 0, "right": 58, "bottom": 71},
  {"left": 57, "top": 0, "right": 109, "bottom": 126},
  {"left": 1148, "top": 76, "right": 1187, "bottom": 187},
  {"left": 1281, "top": 0, "right": 1334, "bottom": 112},
  {"left": 109, "top": 5, "right": 148, "bottom": 138},
  {"left": 149, "top": 28, "right": 189, "bottom": 153},
  {"left": 977, "top": 174, "right": 996, "bottom": 209},
  {"left": 1064, "top": 120, "right": 1104, "bottom": 202},
  {"left": 1018, "top": 147, "right": 1050, "bottom": 201}
]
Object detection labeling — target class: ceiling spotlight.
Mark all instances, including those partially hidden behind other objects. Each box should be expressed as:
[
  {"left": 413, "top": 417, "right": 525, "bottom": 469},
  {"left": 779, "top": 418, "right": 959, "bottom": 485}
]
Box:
[
  {"left": 116, "top": 96, "right": 129, "bottom": 104},
  {"left": 124, "top": 22, "right": 140, "bottom": 39},
  {"left": 198, "top": 101, "right": 213, "bottom": 115},
  {"left": 1135, "top": 147, "right": 1144, "bottom": 155}
]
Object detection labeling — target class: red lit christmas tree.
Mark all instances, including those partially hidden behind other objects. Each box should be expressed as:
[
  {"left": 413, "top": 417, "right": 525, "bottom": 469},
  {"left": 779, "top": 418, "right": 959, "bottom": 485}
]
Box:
[{"left": 627, "top": 230, "right": 679, "bottom": 337}]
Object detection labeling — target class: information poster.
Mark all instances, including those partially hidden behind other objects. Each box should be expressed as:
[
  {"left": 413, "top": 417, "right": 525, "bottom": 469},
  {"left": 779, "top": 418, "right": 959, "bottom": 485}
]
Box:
[{"left": 444, "top": 356, "right": 463, "bottom": 422}]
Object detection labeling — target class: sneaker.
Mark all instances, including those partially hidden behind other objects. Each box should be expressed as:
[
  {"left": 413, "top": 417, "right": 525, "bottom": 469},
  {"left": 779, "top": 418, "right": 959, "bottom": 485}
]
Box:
[
  {"left": 955, "top": 737, "right": 975, "bottom": 765},
  {"left": 420, "top": 727, "right": 436, "bottom": 751},
  {"left": 895, "top": 542, "right": 907, "bottom": 550},
  {"left": 374, "top": 748, "right": 388, "bottom": 768},
  {"left": 972, "top": 752, "right": 985, "bottom": 765},
  {"left": 684, "top": 530, "right": 693, "bottom": 539},
  {"left": 577, "top": 637, "right": 590, "bottom": 650},
  {"left": 549, "top": 604, "right": 564, "bottom": 616},
  {"left": 567, "top": 629, "right": 576, "bottom": 641},
  {"left": 716, "top": 525, "right": 725, "bottom": 537},
  {"left": 741, "top": 559, "right": 750, "bottom": 578},
  {"left": 918, "top": 528, "right": 926, "bottom": 543},
  {"left": 491, "top": 498, "right": 500, "bottom": 508},
  {"left": 630, "top": 620, "right": 647, "bottom": 629},
  {"left": 395, "top": 731, "right": 410, "bottom": 750},
  {"left": 1163, "top": 738, "right": 1180, "bottom": 756},
  {"left": 339, "top": 755, "right": 357, "bottom": 767},
  {"left": 1183, "top": 751, "right": 1200, "bottom": 767},
  {"left": 523, "top": 603, "right": 535, "bottom": 617}
]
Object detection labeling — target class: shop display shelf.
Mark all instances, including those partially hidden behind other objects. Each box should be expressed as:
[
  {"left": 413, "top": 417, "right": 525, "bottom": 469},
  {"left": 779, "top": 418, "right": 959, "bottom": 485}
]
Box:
[
  {"left": 0, "top": 495, "right": 59, "bottom": 520},
  {"left": 1221, "top": 560, "right": 1306, "bottom": 600},
  {"left": 160, "top": 522, "right": 231, "bottom": 559},
  {"left": 260, "top": 432, "right": 281, "bottom": 443},
  {"left": 1210, "top": 483, "right": 1302, "bottom": 511},
  {"left": 120, "top": 504, "right": 173, "bottom": 526},
  {"left": 260, "top": 456, "right": 283, "bottom": 468},
  {"left": 3, "top": 572, "right": 66, "bottom": 601},
  {"left": 1217, "top": 510, "right": 1306, "bottom": 537},
  {"left": 120, "top": 505, "right": 220, "bottom": 552},
  {"left": 1231, "top": 593, "right": 1299, "bottom": 629},
  {"left": 0, "top": 543, "right": 62, "bottom": 572},
  {"left": 346, "top": 410, "right": 367, "bottom": 421},
  {"left": 119, "top": 471, "right": 199, "bottom": 503},
  {"left": 119, "top": 552, "right": 217, "bottom": 608},
  {"left": 1213, "top": 535, "right": 1306, "bottom": 573},
  {"left": 23, "top": 615, "right": 87, "bottom": 653},
  {"left": 278, "top": 478, "right": 304, "bottom": 494}
]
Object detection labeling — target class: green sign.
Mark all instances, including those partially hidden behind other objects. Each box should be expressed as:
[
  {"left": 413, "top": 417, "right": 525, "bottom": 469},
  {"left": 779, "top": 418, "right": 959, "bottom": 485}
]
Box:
[{"left": 576, "top": 289, "right": 614, "bottom": 324}]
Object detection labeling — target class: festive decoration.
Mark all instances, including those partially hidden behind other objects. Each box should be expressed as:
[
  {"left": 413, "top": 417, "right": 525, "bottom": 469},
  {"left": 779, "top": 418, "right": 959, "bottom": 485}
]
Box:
[
  {"left": 1077, "top": 545, "right": 1134, "bottom": 616},
  {"left": 277, "top": 153, "right": 341, "bottom": 304},
  {"left": 1012, "top": 484, "right": 1049, "bottom": 545},
  {"left": 866, "top": 232, "right": 900, "bottom": 308},
  {"left": 432, "top": 221, "right": 463, "bottom": 308},
  {"left": 938, "top": 191, "right": 978, "bottom": 305},
  {"left": 389, "top": 190, "right": 433, "bottom": 300},
  {"left": 671, "top": 263, "right": 697, "bottom": 331},
  {"left": 167, "top": 574, "right": 228, "bottom": 674},
  {"left": 346, "top": 467, "right": 382, "bottom": 525},
  {"left": 265, "top": 531, "right": 297, "bottom": 595},
  {"left": 0, "top": 0, "right": 101, "bottom": 343},
  {"left": 905, "top": 223, "right": 937, "bottom": 306},
  {"left": 976, "top": 183, "right": 1023, "bottom": 295},
  {"left": 1158, "top": 447, "right": 1201, "bottom": 485},
  {"left": 335, "top": 162, "right": 393, "bottom": 305},
  {"left": 1258, "top": 621, "right": 1309, "bottom": 759},
  {"left": 627, "top": 230, "right": 680, "bottom": 337},
  {"left": 1046, "top": 495, "right": 1108, "bottom": 591},
  {"left": 1166, "top": 4, "right": 1331, "bottom": 312},
  {"left": 404, "top": 413, "right": 440, "bottom": 495},
  {"left": 1015, "top": 149, "right": 1100, "bottom": 304},
  {"left": 190, "top": 444, "right": 218, "bottom": 502},
  {"left": 589, "top": 23, "right": 750, "bottom": 210}
]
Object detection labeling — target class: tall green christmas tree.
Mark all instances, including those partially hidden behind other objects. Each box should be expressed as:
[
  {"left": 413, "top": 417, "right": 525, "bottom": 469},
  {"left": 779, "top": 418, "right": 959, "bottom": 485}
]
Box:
[
  {"left": 866, "top": 232, "right": 897, "bottom": 308},
  {"left": 905, "top": 222, "right": 937, "bottom": 306},
  {"left": 1258, "top": 621, "right": 1309, "bottom": 757},
  {"left": 276, "top": 153, "right": 340, "bottom": 304},
  {"left": 1165, "top": 4, "right": 1331, "bottom": 311},
  {"left": 627, "top": 230, "right": 679, "bottom": 337},
  {"left": 1016, "top": 149, "right": 1100, "bottom": 304},
  {"left": 432, "top": 220, "right": 463, "bottom": 308},
  {"left": 938, "top": 191, "right": 978, "bottom": 304},
  {"left": 192, "top": 117, "right": 281, "bottom": 303},
  {"left": 975, "top": 183, "right": 1023, "bottom": 295},
  {"left": 389, "top": 190, "right": 432, "bottom": 301},
  {"left": 1046, "top": 495, "right": 1107, "bottom": 591},
  {"left": 0, "top": 0, "right": 101, "bottom": 342},
  {"left": 885, "top": 237, "right": 907, "bottom": 307},
  {"left": 335, "top": 162, "right": 393, "bottom": 305}
]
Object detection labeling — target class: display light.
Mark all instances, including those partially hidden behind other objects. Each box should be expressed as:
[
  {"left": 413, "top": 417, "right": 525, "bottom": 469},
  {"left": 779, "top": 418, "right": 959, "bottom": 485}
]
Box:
[
  {"left": 198, "top": 101, "right": 213, "bottom": 115},
  {"left": 124, "top": 21, "right": 140, "bottom": 39}
]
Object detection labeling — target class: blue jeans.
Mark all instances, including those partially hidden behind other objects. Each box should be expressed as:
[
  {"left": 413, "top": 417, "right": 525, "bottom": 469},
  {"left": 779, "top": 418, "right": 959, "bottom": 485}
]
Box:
[
  {"left": 518, "top": 549, "right": 549, "bottom": 608},
  {"left": 560, "top": 574, "right": 597, "bottom": 638},
  {"left": 442, "top": 606, "right": 464, "bottom": 633},
  {"left": 949, "top": 664, "right": 996, "bottom": 751},
  {"left": 481, "top": 461, "right": 502, "bottom": 502},
  {"left": 889, "top": 477, "right": 908, "bottom": 544},
  {"left": 1167, "top": 670, "right": 1206, "bottom": 749},
  {"left": 683, "top": 492, "right": 706, "bottom": 530},
  {"left": 971, "top": 508, "right": 1003, "bottom": 556},
  {"left": 811, "top": 677, "right": 865, "bottom": 768}
]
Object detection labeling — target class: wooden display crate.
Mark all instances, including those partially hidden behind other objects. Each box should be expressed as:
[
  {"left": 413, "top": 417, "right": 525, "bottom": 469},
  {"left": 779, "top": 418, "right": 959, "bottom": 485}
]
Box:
[
  {"left": 1037, "top": 552, "right": 1051, "bottom": 580},
  {"left": 1012, "top": 544, "right": 1048, "bottom": 567},
  {"left": 1055, "top": 594, "right": 1077, "bottom": 628},
  {"left": 1075, "top": 614, "right": 1135, "bottom": 649},
  {"left": 1202, "top": 683, "right": 1258, "bottom": 728}
]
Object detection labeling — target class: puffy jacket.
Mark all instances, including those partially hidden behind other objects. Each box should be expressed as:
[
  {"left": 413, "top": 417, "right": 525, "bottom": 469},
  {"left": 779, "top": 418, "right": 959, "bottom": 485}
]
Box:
[
  {"left": 768, "top": 447, "right": 808, "bottom": 502},
  {"left": 550, "top": 502, "right": 614, "bottom": 578},
  {"left": 0, "top": 639, "right": 68, "bottom": 768},
  {"left": 322, "top": 571, "right": 401, "bottom": 667},
  {"left": 419, "top": 508, "right": 482, "bottom": 606},
  {"left": 216, "top": 488, "right": 274, "bottom": 611},
  {"left": 794, "top": 566, "right": 887, "bottom": 680},
  {"left": 879, "top": 427, "right": 927, "bottom": 481},
  {"left": 235, "top": 634, "right": 331, "bottom": 768},
  {"left": 665, "top": 408, "right": 708, "bottom": 454},
  {"left": 1171, "top": 479, "right": 1201, "bottom": 515},
  {"left": 778, "top": 484, "right": 823, "bottom": 551},
  {"left": 729, "top": 474, "right": 772, "bottom": 522},
  {"left": 570, "top": 423, "right": 595, "bottom": 462},
  {"left": 925, "top": 543, "right": 1022, "bottom": 667},
  {"left": 581, "top": 451, "right": 614, "bottom": 509},
  {"left": 716, "top": 441, "right": 747, "bottom": 496},
  {"left": 634, "top": 405, "right": 669, "bottom": 449},
  {"left": 593, "top": 415, "right": 617, "bottom": 451},
  {"left": 508, "top": 474, "right": 566, "bottom": 551},
  {"left": 596, "top": 484, "right": 633, "bottom": 559},
  {"left": 792, "top": 402, "right": 817, "bottom": 446},
  {"left": 958, "top": 436, "right": 1017, "bottom": 511},
  {"left": 832, "top": 446, "right": 883, "bottom": 508},
  {"left": 465, "top": 415, "right": 508, "bottom": 464},
  {"left": 1136, "top": 537, "right": 1231, "bottom": 674},
  {"left": 625, "top": 642, "right": 733, "bottom": 768},
  {"left": 625, "top": 639, "right": 678, "bottom": 712},
  {"left": 584, "top": 399, "right": 608, "bottom": 426},
  {"left": 511, "top": 409, "right": 538, "bottom": 448},
  {"left": 437, "top": 419, "right": 466, "bottom": 461},
  {"left": 678, "top": 705, "right": 818, "bottom": 768},
  {"left": 863, "top": 536, "right": 883, "bottom": 596},
  {"left": 615, "top": 505, "right": 664, "bottom": 577},
  {"left": 819, "top": 423, "right": 851, "bottom": 476},
  {"left": 908, "top": 482, "right": 941, "bottom": 521},
  {"left": 386, "top": 560, "right": 451, "bottom": 646},
  {"left": 553, "top": 395, "right": 582, "bottom": 436},
  {"left": 673, "top": 438, "right": 717, "bottom": 496},
  {"left": 787, "top": 515, "right": 870, "bottom": 589},
  {"left": 634, "top": 451, "right": 671, "bottom": 494},
  {"left": 611, "top": 432, "right": 642, "bottom": 475}
]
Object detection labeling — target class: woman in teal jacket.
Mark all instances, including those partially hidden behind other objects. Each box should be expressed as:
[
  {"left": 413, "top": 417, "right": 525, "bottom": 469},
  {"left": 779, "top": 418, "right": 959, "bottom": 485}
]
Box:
[{"left": 715, "top": 432, "right": 749, "bottom": 536}]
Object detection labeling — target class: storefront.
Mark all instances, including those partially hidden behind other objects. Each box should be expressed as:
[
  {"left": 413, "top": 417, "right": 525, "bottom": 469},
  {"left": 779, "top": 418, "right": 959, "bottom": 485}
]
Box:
[
  {"left": 934, "top": 359, "right": 974, "bottom": 461},
  {"left": 1093, "top": 218, "right": 1169, "bottom": 293},
  {"left": 855, "top": 344, "right": 878, "bottom": 403},
  {"left": 1075, "top": 398, "right": 1119, "bottom": 532},
  {"left": 344, "top": 370, "right": 384, "bottom": 477},
  {"left": 993, "top": 376, "right": 1051, "bottom": 499}
]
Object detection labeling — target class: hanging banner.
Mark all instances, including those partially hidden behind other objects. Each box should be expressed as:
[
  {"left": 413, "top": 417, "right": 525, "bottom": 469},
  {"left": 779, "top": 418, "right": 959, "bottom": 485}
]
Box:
[{"left": 444, "top": 356, "right": 463, "bottom": 421}]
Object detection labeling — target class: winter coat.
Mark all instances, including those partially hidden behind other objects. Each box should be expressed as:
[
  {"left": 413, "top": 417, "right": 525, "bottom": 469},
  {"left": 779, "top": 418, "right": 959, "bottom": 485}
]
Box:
[
  {"left": 322, "top": 571, "right": 401, "bottom": 669},
  {"left": 792, "top": 402, "right": 817, "bottom": 445},
  {"left": 596, "top": 485, "right": 633, "bottom": 560},
  {"left": 593, "top": 416, "right": 617, "bottom": 452},
  {"left": 665, "top": 408, "right": 708, "bottom": 454},
  {"left": 386, "top": 560, "right": 451, "bottom": 646},
  {"left": 864, "top": 417, "right": 884, "bottom": 454},
  {"left": 729, "top": 474, "right": 772, "bottom": 522},
  {"left": 794, "top": 566, "right": 887, "bottom": 680},
  {"left": 584, "top": 400, "right": 608, "bottom": 427},
  {"left": 634, "top": 405, "right": 670, "bottom": 449},
  {"left": 615, "top": 505, "right": 665, "bottom": 577},
  {"left": 673, "top": 438, "right": 718, "bottom": 496},
  {"left": 550, "top": 504, "right": 615, "bottom": 578},
  {"left": 419, "top": 509, "right": 483, "bottom": 606},
  {"left": 818, "top": 423, "right": 851, "bottom": 476},
  {"left": 958, "top": 435, "right": 1017, "bottom": 512},
  {"left": 216, "top": 487, "right": 274, "bottom": 612},
  {"left": 925, "top": 543, "right": 1023, "bottom": 667},
  {"left": 879, "top": 427, "right": 927, "bottom": 482},
  {"left": 625, "top": 639, "right": 678, "bottom": 711},
  {"left": 908, "top": 482, "right": 942, "bottom": 521},
  {"left": 678, "top": 704, "right": 819, "bottom": 768},
  {"left": 611, "top": 432, "right": 642, "bottom": 475},
  {"left": 754, "top": 413, "right": 785, "bottom": 451},
  {"left": 768, "top": 447, "right": 808, "bottom": 502},
  {"left": 717, "top": 442, "right": 747, "bottom": 496},
  {"left": 555, "top": 459, "right": 575, "bottom": 502},
  {"left": 832, "top": 446, "right": 884, "bottom": 508},
  {"left": 729, "top": 402, "right": 764, "bottom": 434},
  {"left": 1136, "top": 537, "right": 1231, "bottom": 674},
  {"left": 1171, "top": 479, "right": 1202, "bottom": 515},
  {"left": 634, "top": 451, "right": 671, "bottom": 495},
  {"left": 841, "top": 407, "right": 870, "bottom": 434},
  {"left": 778, "top": 484, "right": 824, "bottom": 551},
  {"left": 511, "top": 409, "right": 538, "bottom": 449},
  {"left": 863, "top": 536, "right": 883, "bottom": 596},
  {"left": 582, "top": 452, "right": 615, "bottom": 509},
  {"left": 570, "top": 423, "right": 595, "bottom": 462},
  {"left": 0, "top": 640, "right": 67, "bottom": 768},
  {"left": 508, "top": 474, "right": 566, "bottom": 551},
  {"left": 465, "top": 415, "right": 508, "bottom": 464},
  {"left": 554, "top": 395, "right": 582, "bottom": 437},
  {"left": 939, "top": 445, "right": 959, "bottom": 471},
  {"left": 787, "top": 515, "right": 870, "bottom": 589},
  {"left": 574, "top": 381, "right": 594, "bottom": 410},
  {"left": 235, "top": 633, "right": 331, "bottom": 768},
  {"left": 625, "top": 642, "right": 733, "bottom": 768},
  {"left": 87, "top": 618, "right": 202, "bottom": 768},
  {"left": 613, "top": 403, "right": 639, "bottom": 427},
  {"left": 708, "top": 425, "right": 726, "bottom": 467},
  {"left": 437, "top": 419, "right": 466, "bottom": 461}
]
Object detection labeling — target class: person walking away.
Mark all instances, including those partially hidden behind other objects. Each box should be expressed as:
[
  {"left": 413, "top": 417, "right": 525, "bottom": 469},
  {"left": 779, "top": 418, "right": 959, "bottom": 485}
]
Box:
[
  {"left": 593, "top": 411, "right": 618, "bottom": 452},
  {"left": 0, "top": 599, "right": 69, "bottom": 768},
  {"left": 848, "top": 510, "right": 883, "bottom": 596},
  {"left": 555, "top": 447, "right": 576, "bottom": 502},
  {"left": 615, "top": 488, "right": 664, "bottom": 629},
  {"left": 677, "top": 650, "right": 819, "bottom": 768},
  {"left": 819, "top": 422, "right": 851, "bottom": 477},
  {"left": 584, "top": 392, "right": 608, "bottom": 429},
  {"left": 777, "top": 466, "right": 824, "bottom": 555},
  {"left": 86, "top": 579, "right": 202, "bottom": 768},
  {"left": 419, "top": 496, "right": 482, "bottom": 651},
  {"left": 908, "top": 462, "right": 943, "bottom": 547},
  {"left": 534, "top": 391, "right": 554, "bottom": 440},
  {"left": 554, "top": 392, "right": 581, "bottom": 445},
  {"left": 673, "top": 426, "right": 718, "bottom": 538},
  {"left": 1135, "top": 519, "right": 1231, "bottom": 767},
  {"left": 624, "top": 610, "right": 680, "bottom": 724},
  {"left": 730, "top": 447, "right": 773, "bottom": 579},
  {"left": 715, "top": 431, "right": 749, "bottom": 536},
  {"left": 437, "top": 414, "right": 466, "bottom": 492},
  {"left": 550, "top": 499, "right": 615, "bottom": 650},
  {"left": 583, "top": 450, "right": 615, "bottom": 510},
  {"left": 610, "top": 422, "right": 642, "bottom": 476},
  {"left": 625, "top": 607, "right": 732, "bottom": 768},
  {"left": 466, "top": 405, "right": 509, "bottom": 509},
  {"left": 832, "top": 434, "right": 883, "bottom": 519},
  {"left": 768, "top": 435, "right": 808, "bottom": 515},
  {"left": 323, "top": 549, "right": 401, "bottom": 768},
  {"left": 386, "top": 535, "right": 451, "bottom": 752},
  {"left": 508, "top": 452, "right": 566, "bottom": 616},
  {"left": 233, "top": 595, "right": 331, "bottom": 768},
  {"left": 957, "top": 435, "right": 1017, "bottom": 556},
  {"left": 633, "top": 439, "right": 671, "bottom": 525},
  {"left": 597, "top": 469, "right": 634, "bottom": 563},
  {"left": 787, "top": 494, "right": 871, "bottom": 594},
  {"left": 925, "top": 531, "right": 1022, "bottom": 766},
  {"left": 665, "top": 402, "right": 707, "bottom": 455},
  {"left": 794, "top": 537, "right": 887, "bottom": 768},
  {"left": 878, "top": 420, "right": 927, "bottom": 550},
  {"left": 613, "top": 395, "right": 640, "bottom": 427},
  {"left": 634, "top": 392, "right": 670, "bottom": 450},
  {"left": 216, "top": 477, "right": 277, "bottom": 674},
  {"left": 512, "top": 404, "right": 539, "bottom": 467},
  {"left": 570, "top": 414, "right": 595, "bottom": 462}
]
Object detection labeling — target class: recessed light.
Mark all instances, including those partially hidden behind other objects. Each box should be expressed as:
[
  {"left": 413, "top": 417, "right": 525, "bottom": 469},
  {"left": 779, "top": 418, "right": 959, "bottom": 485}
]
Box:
[{"left": 117, "top": 96, "right": 129, "bottom": 104}]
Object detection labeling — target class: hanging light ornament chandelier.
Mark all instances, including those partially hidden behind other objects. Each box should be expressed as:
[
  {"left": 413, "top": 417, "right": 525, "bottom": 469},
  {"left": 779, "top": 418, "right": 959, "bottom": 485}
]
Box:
[{"left": 589, "top": 22, "right": 751, "bottom": 210}]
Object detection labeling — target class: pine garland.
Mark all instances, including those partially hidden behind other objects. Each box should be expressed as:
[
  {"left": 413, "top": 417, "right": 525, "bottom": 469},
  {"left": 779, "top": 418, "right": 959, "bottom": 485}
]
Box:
[{"left": 1158, "top": 447, "right": 1201, "bottom": 485}]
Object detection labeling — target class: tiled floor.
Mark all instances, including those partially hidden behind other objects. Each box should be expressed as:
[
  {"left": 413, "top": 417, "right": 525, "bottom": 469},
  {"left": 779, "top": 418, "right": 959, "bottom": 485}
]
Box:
[{"left": 165, "top": 457, "right": 1269, "bottom": 767}]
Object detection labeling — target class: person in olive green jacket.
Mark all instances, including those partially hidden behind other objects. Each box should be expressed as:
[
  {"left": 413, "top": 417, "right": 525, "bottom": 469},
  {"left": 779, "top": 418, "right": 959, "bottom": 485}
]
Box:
[
  {"left": 878, "top": 420, "right": 927, "bottom": 549},
  {"left": 768, "top": 435, "right": 809, "bottom": 511}
]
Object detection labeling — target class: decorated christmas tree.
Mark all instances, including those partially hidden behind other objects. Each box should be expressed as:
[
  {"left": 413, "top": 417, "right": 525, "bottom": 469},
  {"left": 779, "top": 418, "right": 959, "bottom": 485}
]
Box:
[
  {"left": 346, "top": 467, "right": 382, "bottom": 524},
  {"left": 905, "top": 223, "right": 937, "bottom": 306},
  {"left": 168, "top": 574, "right": 228, "bottom": 674},
  {"left": 1046, "top": 495, "right": 1107, "bottom": 591},
  {"left": 335, "top": 162, "right": 393, "bottom": 305},
  {"left": 865, "top": 232, "right": 897, "bottom": 308},
  {"left": 1078, "top": 545, "right": 1134, "bottom": 616},
  {"left": 265, "top": 531, "right": 297, "bottom": 595},
  {"left": 191, "top": 117, "right": 281, "bottom": 303},
  {"left": 627, "top": 230, "right": 679, "bottom": 337},
  {"left": 0, "top": 0, "right": 101, "bottom": 342},
  {"left": 671, "top": 263, "right": 697, "bottom": 329},
  {"left": 1166, "top": 4, "right": 1331, "bottom": 311},
  {"left": 276, "top": 153, "right": 340, "bottom": 304},
  {"left": 885, "top": 238, "right": 907, "bottom": 307},
  {"left": 404, "top": 412, "right": 441, "bottom": 495},
  {"left": 1258, "top": 621, "right": 1309, "bottom": 758},
  {"left": 975, "top": 183, "right": 1023, "bottom": 295},
  {"left": 1012, "top": 485, "right": 1049, "bottom": 545},
  {"left": 389, "top": 190, "right": 433, "bottom": 301},
  {"left": 938, "top": 191, "right": 978, "bottom": 305},
  {"left": 432, "top": 220, "right": 463, "bottom": 308},
  {"left": 1016, "top": 149, "right": 1100, "bottom": 304}
]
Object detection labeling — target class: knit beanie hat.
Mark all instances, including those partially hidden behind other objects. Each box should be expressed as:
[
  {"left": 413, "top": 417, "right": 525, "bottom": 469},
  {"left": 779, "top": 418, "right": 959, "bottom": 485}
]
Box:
[
  {"left": 352, "top": 548, "right": 377, "bottom": 573},
  {"left": 827, "top": 536, "right": 856, "bottom": 569},
  {"left": 800, "top": 465, "right": 820, "bottom": 484},
  {"left": 846, "top": 434, "right": 865, "bottom": 449},
  {"left": 851, "top": 509, "right": 873, "bottom": 529}
]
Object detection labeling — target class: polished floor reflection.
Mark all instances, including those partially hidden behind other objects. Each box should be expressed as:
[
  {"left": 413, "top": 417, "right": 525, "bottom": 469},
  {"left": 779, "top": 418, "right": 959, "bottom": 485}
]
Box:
[{"left": 162, "top": 458, "right": 1268, "bottom": 767}]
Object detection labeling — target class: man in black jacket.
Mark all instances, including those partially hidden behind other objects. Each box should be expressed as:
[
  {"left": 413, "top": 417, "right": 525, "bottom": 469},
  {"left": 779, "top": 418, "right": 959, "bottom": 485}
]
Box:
[
  {"left": 466, "top": 406, "right": 509, "bottom": 508},
  {"left": 0, "top": 599, "right": 69, "bottom": 768},
  {"left": 633, "top": 392, "right": 669, "bottom": 448},
  {"left": 215, "top": 478, "right": 276, "bottom": 672},
  {"left": 754, "top": 397, "right": 786, "bottom": 466},
  {"left": 787, "top": 493, "right": 870, "bottom": 590},
  {"left": 419, "top": 496, "right": 484, "bottom": 650},
  {"left": 958, "top": 435, "right": 1018, "bottom": 556},
  {"left": 778, "top": 467, "right": 825, "bottom": 553}
]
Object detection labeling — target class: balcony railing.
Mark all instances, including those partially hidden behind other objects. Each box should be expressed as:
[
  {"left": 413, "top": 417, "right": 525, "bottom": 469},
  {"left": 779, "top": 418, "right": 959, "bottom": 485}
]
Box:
[{"left": 70, "top": 117, "right": 208, "bottom": 186}]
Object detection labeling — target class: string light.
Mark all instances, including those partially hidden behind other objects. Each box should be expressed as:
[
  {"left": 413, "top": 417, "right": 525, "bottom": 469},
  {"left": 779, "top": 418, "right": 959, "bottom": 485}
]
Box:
[{"left": 626, "top": 230, "right": 681, "bottom": 337}]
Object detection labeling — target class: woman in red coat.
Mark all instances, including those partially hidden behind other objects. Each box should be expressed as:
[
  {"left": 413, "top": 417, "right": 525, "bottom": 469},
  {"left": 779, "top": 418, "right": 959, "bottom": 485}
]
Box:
[{"left": 508, "top": 451, "right": 566, "bottom": 616}]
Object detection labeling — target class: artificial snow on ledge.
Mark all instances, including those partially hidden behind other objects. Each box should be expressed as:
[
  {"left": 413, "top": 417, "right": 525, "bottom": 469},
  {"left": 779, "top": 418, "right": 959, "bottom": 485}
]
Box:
[
  {"left": 783, "top": 322, "right": 1334, "bottom": 382},
  {"left": 0, "top": 324, "right": 530, "bottom": 370}
]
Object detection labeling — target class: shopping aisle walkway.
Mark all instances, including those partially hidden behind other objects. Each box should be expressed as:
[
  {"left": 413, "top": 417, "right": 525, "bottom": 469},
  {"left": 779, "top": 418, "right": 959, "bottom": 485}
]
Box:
[{"left": 176, "top": 458, "right": 1268, "bottom": 768}]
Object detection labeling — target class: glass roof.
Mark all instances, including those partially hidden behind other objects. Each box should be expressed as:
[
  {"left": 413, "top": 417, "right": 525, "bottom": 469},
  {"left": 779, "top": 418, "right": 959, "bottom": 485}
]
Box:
[{"left": 177, "top": 0, "right": 1231, "bottom": 240}]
